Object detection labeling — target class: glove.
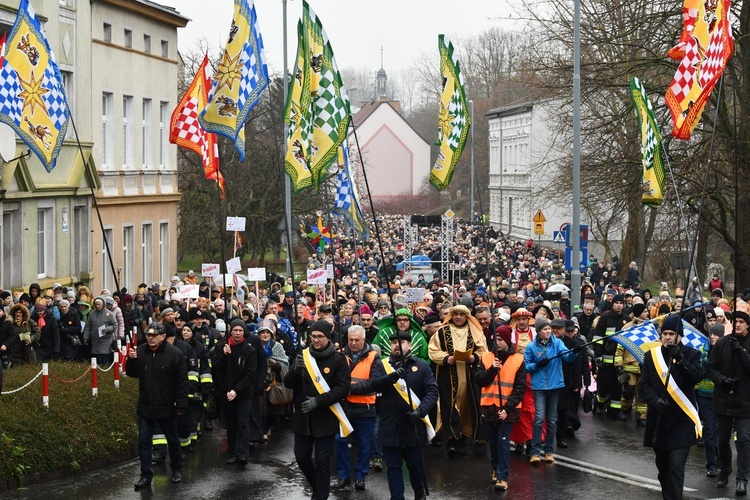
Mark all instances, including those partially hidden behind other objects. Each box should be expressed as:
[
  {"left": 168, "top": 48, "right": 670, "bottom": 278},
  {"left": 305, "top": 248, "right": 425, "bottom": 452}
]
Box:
[
  {"left": 536, "top": 358, "right": 550, "bottom": 368},
  {"left": 654, "top": 398, "right": 669, "bottom": 413},
  {"left": 294, "top": 354, "right": 305, "bottom": 373},
  {"left": 389, "top": 370, "right": 402, "bottom": 382},
  {"left": 617, "top": 372, "right": 629, "bottom": 386},
  {"left": 666, "top": 344, "right": 682, "bottom": 362},
  {"left": 729, "top": 335, "right": 743, "bottom": 353},
  {"left": 616, "top": 365, "right": 625, "bottom": 376},
  {"left": 572, "top": 344, "right": 584, "bottom": 354},
  {"left": 723, "top": 377, "right": 739, "bottom": 390},
  {"left": 396, "top": 367, "right": 408, "bottom": 379},
  {"left": 300, "top": 396, "right": 318, "bottom": 413},
  {"left": 407, "top": 409, "right": 422, "bottom": 423}
]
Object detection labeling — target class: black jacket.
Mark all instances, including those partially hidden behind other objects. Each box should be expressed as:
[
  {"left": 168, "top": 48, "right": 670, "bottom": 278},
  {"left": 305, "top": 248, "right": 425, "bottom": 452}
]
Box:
[
  {"left": 212, "top": 338, "right": 258, "bottom": 399},
  {"left": 245, "top": 333, "right": 268, "bottom": 394},
  {"left": 341, "top": 344, "right": 388, "bottom": 419},
  {"left": 284, "top": 343, "right": 351, "bottom": 438},
  {"left": 126, "top": 341, "right": 189, "bottom": 419},
  {"left": 375, "top": 355, "right": 438, "bottom": 447},
  {"left": 561, "top": 335, "right": 591, "bottom": 390},
  {"left": 707, "top": 333, "right": 750, "bottom": 417},
  {"left": 639, "top": 344, "right": 701, "bottom": 450}
]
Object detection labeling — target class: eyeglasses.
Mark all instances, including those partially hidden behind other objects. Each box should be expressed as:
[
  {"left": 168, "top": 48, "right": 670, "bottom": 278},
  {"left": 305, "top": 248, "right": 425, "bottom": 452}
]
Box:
[
  {"left": 310, "top": 334, "right": 327, "bottom": 340},
  {"left": 396, "top": 318, "right": 410, "bottom": 322}
]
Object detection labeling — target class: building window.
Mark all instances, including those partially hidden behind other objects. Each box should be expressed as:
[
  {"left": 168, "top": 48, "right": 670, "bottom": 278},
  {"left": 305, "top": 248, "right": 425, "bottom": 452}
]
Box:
[
  {"left": 103, "top": 23, "right": 112, "bottom": 43},
  {"left": 122, "top": 95, "right": 134, "bottom": 168},
  {"left": 142, "top": 98, "right": 152, "bottom": 168},
  {"left": 143, "top": 34, "right": 151, "bottom": 53},
  {"left": 102, "top": 227, "right": 114, "bottom": 293},
  {"left": 158, "top": 222, "right": 169, "bottom": 285},
  {"left": 101, "top": 92, "right": 113, "bottom": 168},
  {"left": 61, "top": 70, "right": 74, "bottom": 137},
  {"left": 73, "top": 204, "right": 89, "bottom": 278},
  {"left": 159, "top": 101, "right": 169, "bottom": 169},
  {"left": 2, "top": 205, "right": 21, "bottom": 289},
  {"left": 37, "top": 205, "right": 54, "bottom": 279},
  {"left": 124, "top": 29, "right": 132, "bottom": 48},
  {"left": 122, "top": 225, "right": 134, "bottom": 292},
  {"left": 141, "top": 223, "right": 152, "bottom": 284},
  {"left": 161, "top": 40, "right": 168, "bottom": 58}
]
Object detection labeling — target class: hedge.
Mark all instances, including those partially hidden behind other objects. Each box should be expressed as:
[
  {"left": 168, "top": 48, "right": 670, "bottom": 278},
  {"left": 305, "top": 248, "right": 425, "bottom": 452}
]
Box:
[{"left": 0, "top": 361, "right": 139, "bottom": 490}]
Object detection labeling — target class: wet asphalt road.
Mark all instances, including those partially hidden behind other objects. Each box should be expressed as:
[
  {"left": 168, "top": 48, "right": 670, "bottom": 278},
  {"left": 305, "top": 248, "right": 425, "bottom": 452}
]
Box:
[{"left": 1, "top": 410, "right": 738, "bottom": 499}]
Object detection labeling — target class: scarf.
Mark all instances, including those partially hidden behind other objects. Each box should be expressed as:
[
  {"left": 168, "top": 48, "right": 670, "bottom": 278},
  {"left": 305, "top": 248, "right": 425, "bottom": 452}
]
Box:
[
  {"left": 262, "top": 339, "right": 274, "bottom": 359},
  {"left": 229, "top": 336, "right": 245, "bottom": 346},
  {"left": 539, "top": 337, "right": 550, "bottom": 346},
  {"left": 37, "top": 313, "right": 46, "bottom": 329},
  {"left": 310, "top": 341, "right": 336, "bottom": 360}
]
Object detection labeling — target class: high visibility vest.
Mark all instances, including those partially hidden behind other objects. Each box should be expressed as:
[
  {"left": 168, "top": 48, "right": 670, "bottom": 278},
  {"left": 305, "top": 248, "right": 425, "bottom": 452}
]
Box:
[
  {"left": 480, "top": 351, "right": 523, "bottom": 409},
  {"left": 347, "top": 350, "right": 377, "bottom": 405}
]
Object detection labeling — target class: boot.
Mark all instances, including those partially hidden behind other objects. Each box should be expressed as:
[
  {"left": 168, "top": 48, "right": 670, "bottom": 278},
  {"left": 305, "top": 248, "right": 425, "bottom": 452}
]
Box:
[
  {"left": 616, "top": 411, "right": 629, "bottom": 422},
  {"left": 594, "top": 400, "right": 605, "bottom": 416}
]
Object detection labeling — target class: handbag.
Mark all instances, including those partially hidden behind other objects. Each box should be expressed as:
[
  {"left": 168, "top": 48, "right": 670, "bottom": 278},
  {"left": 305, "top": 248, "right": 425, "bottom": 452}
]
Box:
[
  {"left": 267, "top": 378, "right": 293, "bottom": 405},
  {"left": 582, "top": 388, "right": 593, "bottom": 413},
  {"left": 205, "top": 391, "right": 219, "bottom": 420}
]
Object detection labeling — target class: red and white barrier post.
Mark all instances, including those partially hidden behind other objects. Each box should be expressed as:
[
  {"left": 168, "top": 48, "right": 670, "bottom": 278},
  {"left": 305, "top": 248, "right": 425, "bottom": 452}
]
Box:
[
  {"left": 113, "top": 351, "right": 120, "bottom": 389},
  {"left": 91, "top": 357, "right": 98, "bottom": 397},
  {"left": 42, "top": 362, "right": 49, "bottom": 409}
]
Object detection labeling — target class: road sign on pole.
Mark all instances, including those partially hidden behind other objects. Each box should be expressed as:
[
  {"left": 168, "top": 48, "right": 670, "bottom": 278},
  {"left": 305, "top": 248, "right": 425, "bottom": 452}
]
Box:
[
  {"left": 565, "top": 247, "right": 588, "bottom": 271},
  {"left": 553, "top": 231, "right": 565, "bottom": 244},
  {"left": 533, "top": 209, "right": 547, "bottom": 223}
]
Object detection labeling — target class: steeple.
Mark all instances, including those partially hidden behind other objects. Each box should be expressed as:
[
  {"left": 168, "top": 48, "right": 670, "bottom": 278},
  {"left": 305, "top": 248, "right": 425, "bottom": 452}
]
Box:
[{"left": 375, "top": 45, "right": 388, "bottom": 100}]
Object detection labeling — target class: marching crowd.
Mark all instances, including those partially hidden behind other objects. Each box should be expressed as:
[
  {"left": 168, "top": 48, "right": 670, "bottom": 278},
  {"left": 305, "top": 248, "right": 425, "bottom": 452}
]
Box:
[{"left": 1, "top": 217, "right": 748, "bottom": 500}]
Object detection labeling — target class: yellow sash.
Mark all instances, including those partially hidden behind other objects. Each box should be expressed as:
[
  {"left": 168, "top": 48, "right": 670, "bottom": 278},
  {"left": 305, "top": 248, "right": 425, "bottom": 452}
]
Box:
[
  {"left": 649, "top": 346, "right": 702, "bottom": 438},
  {"left": 382, "top": 358, "right": 436, "bottom": 441},
  {"left": 302, "top": 348, "right": 353, "bottom": 438}
]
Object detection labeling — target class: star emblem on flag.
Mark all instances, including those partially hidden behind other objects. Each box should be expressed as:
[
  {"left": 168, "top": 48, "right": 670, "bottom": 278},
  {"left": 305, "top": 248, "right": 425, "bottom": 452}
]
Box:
[
  {"left": 214, "top": 51, "right": 243, "bottom": 92},
  {"left": 18, "top": 69, "right": 49, "bottom": 114}
]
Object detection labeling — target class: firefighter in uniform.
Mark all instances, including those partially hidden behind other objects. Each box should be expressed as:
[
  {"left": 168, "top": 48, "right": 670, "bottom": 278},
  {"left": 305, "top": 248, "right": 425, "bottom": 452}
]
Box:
[
  {"left": 333, "top": 325, "right": 392, "bottom": 491},
  {"left": 614, "top": 303, "right": 649, "bottom": 426},
  {"left": 593, "top": 294, "right": 628, "bottom": 418},
  {"left": 181, "top": 323, "right": 213, "bottom": 441}
]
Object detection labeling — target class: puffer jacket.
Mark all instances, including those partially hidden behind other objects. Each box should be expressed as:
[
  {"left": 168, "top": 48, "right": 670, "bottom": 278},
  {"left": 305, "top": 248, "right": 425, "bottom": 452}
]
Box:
[
  {"left": 524, "top": 335, "right": 578, "bottom": 391},
  {"left": 83, "top": 296, "right": 118, "bottom": 355},
  {"left": 9, "top": 303, "right": 40, "bottom": 364},
  {"left": 104, "top": 297, "right": 125, "bottom": 340}
]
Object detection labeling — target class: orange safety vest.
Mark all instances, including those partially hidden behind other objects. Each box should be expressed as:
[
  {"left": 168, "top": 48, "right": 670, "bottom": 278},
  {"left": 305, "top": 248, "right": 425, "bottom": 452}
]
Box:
[
  {"left": 480, "top": 351, "right": 523, "bottom": 409},
  {"left": 347, "top": 350, "right": 377, "bottom": 405}
]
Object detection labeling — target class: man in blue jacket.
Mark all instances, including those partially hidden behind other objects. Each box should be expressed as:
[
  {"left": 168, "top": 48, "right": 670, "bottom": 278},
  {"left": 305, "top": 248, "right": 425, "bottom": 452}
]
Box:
[{"left": 524, "top": 317, "right": 580, "bottom": 464}]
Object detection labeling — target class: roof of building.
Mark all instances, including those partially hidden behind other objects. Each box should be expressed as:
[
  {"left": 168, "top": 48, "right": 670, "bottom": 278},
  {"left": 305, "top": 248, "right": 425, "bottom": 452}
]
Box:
[{"left": 352, "top": 100, "right": 430, "bottom": 145}]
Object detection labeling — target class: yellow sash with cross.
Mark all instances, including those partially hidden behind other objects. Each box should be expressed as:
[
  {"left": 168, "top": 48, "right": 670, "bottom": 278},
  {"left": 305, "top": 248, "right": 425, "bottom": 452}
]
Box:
[
  {"left": 649, "top": 346, "right": 702, "bottom": 438},
  {"left": 382, "top": 358, "right": 436, "bottom": 441},
  {"left": 302, "top": 348, "right": 353, "bottom": 437}
]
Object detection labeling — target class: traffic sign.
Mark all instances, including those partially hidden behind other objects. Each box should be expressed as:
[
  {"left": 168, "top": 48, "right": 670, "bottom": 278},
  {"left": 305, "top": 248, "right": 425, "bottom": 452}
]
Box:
[
  {"left": 553, "top": 231, "right": 565, "bottom": 244},
  {"left": 534, "top": 222, "right": 544, "bottom": 235},
  {"left": 561, "top": 223, "right": 589, "bottom": 248},
  {"left": 565, "top": 247, "right": 588, "bottom": 272},
  {"left": 533, "top": 209, "right": 546, "bottom": 223}
]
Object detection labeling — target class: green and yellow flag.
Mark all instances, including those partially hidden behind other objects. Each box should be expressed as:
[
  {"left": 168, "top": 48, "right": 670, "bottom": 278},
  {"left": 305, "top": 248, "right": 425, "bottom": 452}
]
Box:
[
  {"left": 430, "top": 35, "right": 470, "bottom": 191},
  {"left": 630, "top": 77, "right": 666, "bottom": 208},
  {"left": 284, "top": 1, "right": 350, "bottom": 192}
]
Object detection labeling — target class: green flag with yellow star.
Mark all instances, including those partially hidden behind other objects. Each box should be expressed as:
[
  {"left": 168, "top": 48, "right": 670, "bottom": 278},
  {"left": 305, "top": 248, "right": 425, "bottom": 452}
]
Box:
[
  {"left": 430, "top": 34, "right": 471, "bottom": 191},
  {"left": 199, "top": 0, "right": 269, "bottom": 161}
]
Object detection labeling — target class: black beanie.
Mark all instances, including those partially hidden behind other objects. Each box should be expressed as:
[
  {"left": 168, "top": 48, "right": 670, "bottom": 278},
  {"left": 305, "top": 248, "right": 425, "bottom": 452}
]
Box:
[
  {"left": 632, "top": 303, "right": 647, "bottom": 319},
  {"left": 229, "top": 318, "right": 246, "bottom": 332},
  {"left": 310, "top": 320, "right": 333, "bottom": 339}
]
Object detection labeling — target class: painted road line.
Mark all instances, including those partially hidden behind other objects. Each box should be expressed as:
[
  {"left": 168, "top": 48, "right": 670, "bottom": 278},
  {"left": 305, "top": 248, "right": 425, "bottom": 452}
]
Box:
[{"left": 554, "top": 453, "right": 697, "bottom": 492}]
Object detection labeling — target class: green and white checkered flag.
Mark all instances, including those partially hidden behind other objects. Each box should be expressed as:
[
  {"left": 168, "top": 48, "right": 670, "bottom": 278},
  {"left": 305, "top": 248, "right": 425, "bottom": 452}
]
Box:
[{"left": 630, "top": 77, "right": 666, "bottom": 208}]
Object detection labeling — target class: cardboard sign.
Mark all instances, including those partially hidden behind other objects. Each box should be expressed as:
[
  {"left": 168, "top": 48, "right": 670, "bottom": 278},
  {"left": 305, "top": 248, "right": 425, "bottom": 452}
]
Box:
[
  {"left": 326, "top": 264, "right": 334, "bottom": 279},
  {"left": 404, "top": 287, "right": 426, "bottom": 303},
  {"left": 201, "top": 263, "right": 220, "bottom": 278},
  {"left": 247, "top": 267, "right": 267, "bottom": 282},
  {"left": 226, "top": 216, "right": 246, "bottom": 232},
  {"left": 226, "top": 257, "right": 242, "bottom": 275},
  {"left": 181, "top": 284, "right": 199, "bottom": 299},
  {"left": 307, "top": 269, "right": 327, "bottom": 285}
]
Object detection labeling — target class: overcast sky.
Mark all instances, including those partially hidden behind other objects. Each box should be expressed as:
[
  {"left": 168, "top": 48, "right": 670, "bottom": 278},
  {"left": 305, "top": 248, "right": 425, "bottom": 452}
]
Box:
[{"left": 176, "top": 0, "right": 507, "bottom": 76}]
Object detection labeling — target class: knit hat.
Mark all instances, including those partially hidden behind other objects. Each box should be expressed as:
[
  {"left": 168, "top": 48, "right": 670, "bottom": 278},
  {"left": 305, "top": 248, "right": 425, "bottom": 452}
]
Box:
[
  {"left": 660, "top": 314, "right": 682, "bottom": 335},
  {"left": 734, "top": 308, "right": 750, "bottom": 324},
  {"left": 229, "top": 318, "right": 246, "bottom": 332},
  {"left": 189, "top": 308, "right": 205, "bottom": 321},
  {"left": 359, "top": 304, "right": 374, "bottom": 317},
  {"left": 395, "top": 308, "right": 412, "bottom": 319},
  {"left": 495, "top": 325, "right": 512, "bottom": 347},
  {"left": 535, "top": 317, "right": 551, "bottom": 332},
  {"left": 612, "top": 294, "right": 625, "bottom": 304},
  {"left": 176, "top": 309, "right": 190, "bottom": 322},
  {"left": 67, "top": 290, "right": 76, "bottom": 300},
  {"left": 423, "top": 312, "right": 441, "bottom": 325},
  {"left": 709, "top": 323, "right": 726, "bottom": 337},
  {"left": 632, "top": 303, "right": 647, "bottom": 319},
  {"left": 215, "top": 319, "right": 226, "bottom": 332},
  {"left": 122, "top": 294, "right": 134, "bottom": 304},
  {"left": 310, "top": 320, "right": 333, "bottom": 339}
]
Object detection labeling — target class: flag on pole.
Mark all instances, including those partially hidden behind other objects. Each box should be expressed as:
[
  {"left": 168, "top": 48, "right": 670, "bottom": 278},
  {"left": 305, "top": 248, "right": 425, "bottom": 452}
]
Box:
[
  {"left": 0, "top": 33, "right": 6, "bottom": 67},
  {"left": 332, "top": 143, "right": 367, "bottom": 237},
  {"left": 284, "top": 1, "right": 350, "bottom": 191},
  {"left": 630, "top": 77, "right": 666, "bottom": 209},
  {"left": 170, "top": 54, "right": 224, "bottom": 196},
  {"left": 0, "top": 0, "right": 69, "bottom": 172},
  {"left": 681, "top": 320, "right": 709, "bottom": 350},
  {"left": 430, "top": 34, "right": 470, "bottom": 191},
  {"left": 199, "top": 0, "right": 269, "bottom": 160},
  {"left": 665, "top": 0, "right": 733, "bottom": 140},
  {"left": 610, "top": 321, "right": 661, "bottom": 365}
]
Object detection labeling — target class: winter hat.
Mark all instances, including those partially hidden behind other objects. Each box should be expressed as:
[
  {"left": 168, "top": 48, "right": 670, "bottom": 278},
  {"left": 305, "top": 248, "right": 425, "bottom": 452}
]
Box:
[
  {"left": 709, "top": 323, "right": 726, "bottom": 337},
  {"left": 189, "top": 308, "right": 205, "bottom": 321},
  {"left": 498, "top": 311, "right": 511, "bottom": 323},
  {"left": 67, "top": 290, "right": 76, "bottom": 300},
  {"left": 229, "top": 318, "right": 246, "bottom": 332},
  {"left": 123, "top": 294, "right": 134, "bottom": 304},
  {"left": 632, "top": 303, "right": 647, "bottom": 318},
  {"left": 612, "top": 294, "right": 625, "bottom": 304},
  {"left": 550, "top": 318, "right": 566, "bottom": 329},
  {"left": 535, "top": 317, "right": 551, "bottom": 332},
  {"left": 215, "top": 319, "right": 227, "bottom": 333},
  {"left": 310, "top": 320, "right": 333, "bottom": 339},
  {"left": 660, "top": 314, "right": 683, "bottom": 335},
  {"left": 495, "top": 325, "right": 513, "bottom": 347},
  {"left": 359, "top": 304, "right": 374, "bottom": 317},
  {"left": 395, "top": 308, "right": 412, "bottom": 319},
  {"left": 176, "top": 309, "right": 190, "bottom": 322},
  {"left": 423, "top": 312, "right": 441, "bottom": 325}
]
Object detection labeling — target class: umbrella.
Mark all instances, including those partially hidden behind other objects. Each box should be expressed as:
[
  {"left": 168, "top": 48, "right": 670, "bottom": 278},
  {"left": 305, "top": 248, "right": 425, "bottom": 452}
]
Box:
[
  {"left": 546, "top": 283, "right": 571, "bottom": 293},
  {"left": 215, "top": 274, "right": 246, "bottom": 288}
]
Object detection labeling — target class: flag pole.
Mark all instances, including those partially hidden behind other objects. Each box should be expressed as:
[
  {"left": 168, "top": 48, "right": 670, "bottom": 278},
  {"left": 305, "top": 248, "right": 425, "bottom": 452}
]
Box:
[
  {"left": 215, "top": 160, "right": 228, "bottom": 316},
  {"left": 66, "top": 111, "right": 121, "bottom": 295}
]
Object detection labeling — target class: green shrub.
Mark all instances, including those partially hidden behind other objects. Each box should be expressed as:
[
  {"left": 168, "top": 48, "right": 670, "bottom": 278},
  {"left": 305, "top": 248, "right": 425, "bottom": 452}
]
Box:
[{"left": 0, "top": 361, "right": 138, "bottom": 488}]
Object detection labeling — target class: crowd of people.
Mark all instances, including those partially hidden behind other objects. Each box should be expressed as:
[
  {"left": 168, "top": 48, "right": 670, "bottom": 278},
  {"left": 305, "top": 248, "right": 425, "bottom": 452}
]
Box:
[{"left": 2, "top": 215, "right": 748, "bottom": 499}]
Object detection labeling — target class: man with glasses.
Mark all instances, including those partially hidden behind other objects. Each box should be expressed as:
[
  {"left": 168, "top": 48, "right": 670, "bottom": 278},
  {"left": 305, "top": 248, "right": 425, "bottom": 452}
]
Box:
[
  {"left": 374, "top": 309, "right": 429, "bottom": 361},
  {"left": 127, "top": 323, "right": 188, "bottom": 489}
]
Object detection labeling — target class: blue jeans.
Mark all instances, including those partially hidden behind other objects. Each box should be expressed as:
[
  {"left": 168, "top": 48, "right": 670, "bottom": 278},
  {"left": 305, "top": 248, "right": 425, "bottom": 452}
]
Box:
[
  {"left": 532, "top": 389, "right": 560, "bottom": 456},
  {"left": 335, "top": 416, "right": 375, "bottom": 480},
  {"left": 138, "top": 415, "right": 182, "bottom": 479},
  {"left": 697, "top": 394, "right": 717, "bottom": 470},
  {"left": 371, "top": 414, "right": 383, "bottom": 459},
  {"left": 383, "top": 445, "right": 424, "bottom": 500},
  {"left": 487, "top": 420, "right": 514, "bottom": 481}
]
